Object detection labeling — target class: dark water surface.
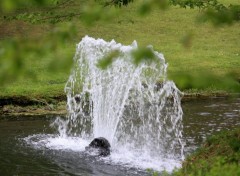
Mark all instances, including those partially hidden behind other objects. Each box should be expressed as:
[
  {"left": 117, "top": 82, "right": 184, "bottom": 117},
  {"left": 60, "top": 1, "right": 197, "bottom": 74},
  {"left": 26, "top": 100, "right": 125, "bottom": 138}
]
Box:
[
  {"left": 0, "top": 97, "right": 239, "bottom": 175},
  {"left": 182, "top": 97, "right": 240, "bottom": 153}
]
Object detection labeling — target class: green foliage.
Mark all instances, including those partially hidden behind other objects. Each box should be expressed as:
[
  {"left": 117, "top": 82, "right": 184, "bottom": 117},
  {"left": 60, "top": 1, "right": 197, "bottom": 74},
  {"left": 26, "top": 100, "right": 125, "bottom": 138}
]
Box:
[
  {"left": 96, "top": 46, "right": 159, "bottom": 69},
  {"left": 200, "top": 5, "right": 240, "bottom": 25},
  {"left": 122, "top": 0, "right": 240, "bottom": 25},
  {"left": 100, "top": 0, "right": 240, "bottom": 25},
  {"left": 0, "top": 39, "right": 33, "bottom": 85},
  {"left": 171, "top": 0, "right": 240, "bottom": 25},
  {"left": 169, "top": 71, "right": 240, "bottom": 92},
  {"left": 0, "top": 0, "right": 54, "bottom": 12},
  {"left": 0, "top": 22, "right": 76, "bottom": 86},
  {"left": 207, "top": 163, "right": 240, "bottom": 176},
  {"left": 174, "top": 160, "right": 240, "bottom": 176},
  {"left": 102, "top": 0, "right": 134, "bottom": 7},
  {"left": 2, "top": 0, "right": 82, "bottom": 24},
  {"left": 81, "top": 2, "right": 119, "bottom": 26},
  {"left": 132, "top": 47, "right": 157, "bottom": 65},
  {"left": 2, "top": 1, "right": 121, "bottom": 25},
  {"left": 138, "top": 0, "right": 169, "bottom": 16},
  {"left": 169, "top": 0, "right": 219, "bottom": 9},
  {"left": 97, "top": 50, "right": 121, "bottom": 69},
  {"left": 174, "top": 128, "right": 240, "bottom": 176},
  {"left": 0, "top": 0, "right": 239, "bottom": 98},
  {"left": 146, "top": 168, "right": 161, "bottom": 176},
  {"left": 2, "top": 0, "right": 240, "bottom": 25}
]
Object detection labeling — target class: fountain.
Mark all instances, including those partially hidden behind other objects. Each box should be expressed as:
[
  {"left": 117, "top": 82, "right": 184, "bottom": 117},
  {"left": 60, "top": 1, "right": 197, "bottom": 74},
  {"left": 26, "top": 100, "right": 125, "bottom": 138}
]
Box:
[
  {"left": 50, "top": 36, "right": 184, "bottom": 171},
  {"left": 2, "top": 36, "right": 238, "bottom": 175}
]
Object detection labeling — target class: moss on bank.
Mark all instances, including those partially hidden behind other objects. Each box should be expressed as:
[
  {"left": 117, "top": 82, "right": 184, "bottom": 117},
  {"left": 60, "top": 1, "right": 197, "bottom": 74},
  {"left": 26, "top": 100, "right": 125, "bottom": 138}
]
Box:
[
  {"left": 0, "top": 101, "right": 67, "bottom": 116},
  {"left": 0, "top": 95, "right": 67, "bottom": 116},
  {"left": 0, "top": 91, "right": 236, "bottom": 116},
  {"left": 173, "top": 128, "right": 240, "bottom": 176}
]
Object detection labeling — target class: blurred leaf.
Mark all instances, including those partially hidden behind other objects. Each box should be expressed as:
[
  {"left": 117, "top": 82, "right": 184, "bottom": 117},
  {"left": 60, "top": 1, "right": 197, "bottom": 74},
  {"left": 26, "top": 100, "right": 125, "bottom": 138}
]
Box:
[
  {"left": 154, "top": 0, "right": 169, "bottom": 10},
  {"left": 81, "top": 3, "right": 118, "bottom": 26},
  {"left": 97, "top": 50, "right": 120, "bottom": 69},
  {"left": 181, "top": 32, "right": 194, "bottom": 49},
  {"left": 131, "top": 47, "right": 157, "bottom": 65},
  {"left": 0, "top": 0, "right": 56, "bottom": 12},
  {"left": 138, "top": 1, "right": 152, "bottom": 15},
  {"left": 169, "top": 71, "right": 240, "bottom": 92},
  {"left": 138, "top": 0, "right": 169, "bottom": 16},
  {"left": 82, "top": 1, "right": 110, "bottom": 25},
  {"left": 0, "top": 20, "right": 78, "bottom": 87},
  {"left": 200, "top": 5, "right": 240, "bottom": 26}
]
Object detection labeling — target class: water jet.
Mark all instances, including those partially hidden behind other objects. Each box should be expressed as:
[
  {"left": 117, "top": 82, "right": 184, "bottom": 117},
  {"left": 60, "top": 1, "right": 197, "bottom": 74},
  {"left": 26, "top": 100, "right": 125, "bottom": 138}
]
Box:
[{"left": 53, "top": 35, "right": 184, "bottom": 171}]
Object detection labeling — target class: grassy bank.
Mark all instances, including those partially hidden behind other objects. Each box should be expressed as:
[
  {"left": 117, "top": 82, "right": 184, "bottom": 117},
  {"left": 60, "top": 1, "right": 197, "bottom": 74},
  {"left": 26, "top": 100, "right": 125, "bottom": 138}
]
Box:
[
  {"left": 173, "top": 128, "right": 240, "bottom": 176},
  {"left": 0, "top": 0, "right": 239, "bottom": 104},
  {"left": 148, "top": 128, "right": 240, "bottom": 176}
]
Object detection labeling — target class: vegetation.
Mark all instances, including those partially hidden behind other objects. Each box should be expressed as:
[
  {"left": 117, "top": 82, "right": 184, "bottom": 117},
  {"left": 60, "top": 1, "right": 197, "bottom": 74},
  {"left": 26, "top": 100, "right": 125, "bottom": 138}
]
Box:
[
  {"left": 148, "top": 128, "right": 240, "bottom": 176},
  {"left": 173, "top": 128, "right": 240, "bottom": 176},
  {"left": 0, "top": 1, "right": 239, "bottom": 175},
  {"left": 0, "top": 0, "right": 239, "bottom": 105}
]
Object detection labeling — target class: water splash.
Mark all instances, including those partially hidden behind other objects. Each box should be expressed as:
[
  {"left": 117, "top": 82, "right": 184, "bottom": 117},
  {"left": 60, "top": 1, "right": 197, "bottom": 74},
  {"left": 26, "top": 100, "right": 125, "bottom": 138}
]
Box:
[{"left": 52, "top": 36, "right": 184, "bottom": 171}]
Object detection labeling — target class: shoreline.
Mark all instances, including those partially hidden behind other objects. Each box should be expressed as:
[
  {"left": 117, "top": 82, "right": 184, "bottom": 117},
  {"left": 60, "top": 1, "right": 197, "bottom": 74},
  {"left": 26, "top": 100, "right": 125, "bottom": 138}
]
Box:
[
  {"left": 0, "top": 91, "right": 238, "bottom": 116},
  {"left": 0, "top": 95, "right": 67, "bottom": 116}
]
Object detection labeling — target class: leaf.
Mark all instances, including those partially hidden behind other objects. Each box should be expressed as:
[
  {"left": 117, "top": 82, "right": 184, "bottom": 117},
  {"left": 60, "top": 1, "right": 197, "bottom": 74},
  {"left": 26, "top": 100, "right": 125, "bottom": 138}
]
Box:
[
  {"left": 138, "top": 1, "right": 152, "bottom": 15},
  {"left": 97, "top": 50, "right": 120, "bottom": 69},
  {"left": 131, "top": 47, "right": 156, "bottom": 65}
]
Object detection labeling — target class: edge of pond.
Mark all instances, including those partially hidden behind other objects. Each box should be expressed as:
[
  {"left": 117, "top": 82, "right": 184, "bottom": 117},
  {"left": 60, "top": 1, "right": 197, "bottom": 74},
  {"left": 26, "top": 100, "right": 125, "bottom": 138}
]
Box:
[{"left": 0, "top": 92, "right": 239, "bottom": 117}]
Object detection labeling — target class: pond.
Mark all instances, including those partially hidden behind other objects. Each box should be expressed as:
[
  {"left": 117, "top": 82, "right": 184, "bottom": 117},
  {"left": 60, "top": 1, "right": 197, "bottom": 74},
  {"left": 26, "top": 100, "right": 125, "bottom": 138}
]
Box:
[{"left": 0, "top": 97, "right": 239, "bottom": 175}]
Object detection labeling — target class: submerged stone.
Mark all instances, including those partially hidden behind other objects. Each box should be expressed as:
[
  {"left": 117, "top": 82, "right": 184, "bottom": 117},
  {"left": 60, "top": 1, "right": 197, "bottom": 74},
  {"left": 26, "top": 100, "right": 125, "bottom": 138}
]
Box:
[{"left": 85, "top": 137, "right": 111, "bottom": 156}]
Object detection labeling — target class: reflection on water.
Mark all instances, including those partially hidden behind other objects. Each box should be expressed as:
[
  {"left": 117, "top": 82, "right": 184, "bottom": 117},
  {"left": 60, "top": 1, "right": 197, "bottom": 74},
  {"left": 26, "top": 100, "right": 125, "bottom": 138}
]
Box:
[
  {"left": 182, "top": 97, "right": 240, "bottom": 153},
  {"left": 0, "top": 97, "right": 239, "bottom": 175}
]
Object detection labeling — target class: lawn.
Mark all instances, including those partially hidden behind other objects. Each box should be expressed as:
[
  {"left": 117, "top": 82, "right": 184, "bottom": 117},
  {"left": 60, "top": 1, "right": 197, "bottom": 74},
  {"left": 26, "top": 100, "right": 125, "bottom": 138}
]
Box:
[{"left": 0, "top": 0, "right": 239, "bottom": 101}]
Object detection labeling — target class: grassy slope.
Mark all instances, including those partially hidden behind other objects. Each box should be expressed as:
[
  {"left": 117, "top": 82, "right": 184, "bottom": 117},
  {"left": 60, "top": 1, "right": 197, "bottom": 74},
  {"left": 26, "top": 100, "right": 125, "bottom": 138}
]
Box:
[
  {"left": 173, "top": 128, "right": 240, "bottom": 176},
  {"left": 0, "top": 0, "right": 239, "bottom": 101}
]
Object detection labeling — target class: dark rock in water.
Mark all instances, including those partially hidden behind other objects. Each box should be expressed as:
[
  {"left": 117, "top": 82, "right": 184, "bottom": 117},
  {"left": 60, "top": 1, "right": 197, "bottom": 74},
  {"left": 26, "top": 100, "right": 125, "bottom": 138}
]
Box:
[
  {"left": 74, "top": 95, "right": 81, "bottom": 103},
  {"left": 85, "top": 137, "right": 111, "bottom": 156}
]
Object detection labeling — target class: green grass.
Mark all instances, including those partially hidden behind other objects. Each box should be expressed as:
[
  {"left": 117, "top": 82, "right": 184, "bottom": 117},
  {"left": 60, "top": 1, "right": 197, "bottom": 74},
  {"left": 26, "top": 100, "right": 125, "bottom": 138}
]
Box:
[
  {"left": 150, "top": 128, "right": 240, "bottom": 176},
  {"left": 0, "top": 0, "right": 239, "bottom": 101},
  {"left": 173, "top": 128, "right": 240, "bottom": 176}
]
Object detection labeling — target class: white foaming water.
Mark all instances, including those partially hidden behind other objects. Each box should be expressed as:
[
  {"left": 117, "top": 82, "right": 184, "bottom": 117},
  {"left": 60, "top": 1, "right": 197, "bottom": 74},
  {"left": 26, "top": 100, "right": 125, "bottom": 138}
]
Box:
[
  {"left": 24, "top": 134, "right": 89, "bottom": 151},
  {"left": 26, "top": 36, "right": 184, "bottom": 173},
  {"left": 106, "top": 146, "right": 182, "bottom": 172},
  {"left": 24, "top": 134, "right": 181, "bottom": 172}
]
